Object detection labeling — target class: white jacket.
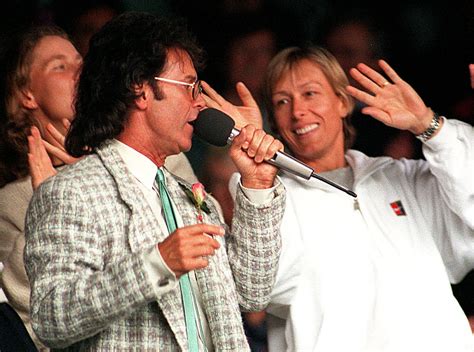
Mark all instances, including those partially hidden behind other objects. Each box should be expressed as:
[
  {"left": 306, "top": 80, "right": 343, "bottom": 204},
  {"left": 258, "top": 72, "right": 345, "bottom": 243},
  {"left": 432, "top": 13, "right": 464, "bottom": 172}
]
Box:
[{"left": 265, "top": 118, "right": 474, "bottom": 352}]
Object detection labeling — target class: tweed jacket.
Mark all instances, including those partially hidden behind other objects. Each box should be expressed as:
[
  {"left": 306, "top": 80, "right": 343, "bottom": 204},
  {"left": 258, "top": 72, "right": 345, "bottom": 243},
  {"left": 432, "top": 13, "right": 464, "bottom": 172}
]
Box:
[
  {"left": 0, "top": 153, "right": 198, "bottom": 352},
  {"left": 24, "top": 141, "right": 285, "bottom": 351}
]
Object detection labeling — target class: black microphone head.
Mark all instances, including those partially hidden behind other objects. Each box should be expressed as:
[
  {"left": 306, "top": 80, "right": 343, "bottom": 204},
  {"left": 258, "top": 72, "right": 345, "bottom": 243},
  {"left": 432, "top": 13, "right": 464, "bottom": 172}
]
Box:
[{"left": 192, "top": 108, "right": 236, "bottom": 147}]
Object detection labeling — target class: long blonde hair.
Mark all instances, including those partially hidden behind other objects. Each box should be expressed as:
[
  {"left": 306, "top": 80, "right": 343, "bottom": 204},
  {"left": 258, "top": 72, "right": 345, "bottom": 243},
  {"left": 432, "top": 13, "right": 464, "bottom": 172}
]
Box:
[{"left": 0, "top": 26, "right": 68, "bottom": 186}]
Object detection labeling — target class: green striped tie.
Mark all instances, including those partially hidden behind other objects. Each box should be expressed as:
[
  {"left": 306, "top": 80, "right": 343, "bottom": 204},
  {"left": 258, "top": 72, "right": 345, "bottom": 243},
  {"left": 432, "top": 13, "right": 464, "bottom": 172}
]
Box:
[{"left": 156, "top": 168, "right": 199, "bottom": 351}]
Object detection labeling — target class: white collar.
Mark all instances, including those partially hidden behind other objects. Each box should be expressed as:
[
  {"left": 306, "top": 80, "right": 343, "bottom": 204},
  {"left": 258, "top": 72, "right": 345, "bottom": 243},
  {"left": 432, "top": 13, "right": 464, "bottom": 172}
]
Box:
[{"left": 111, "top": 139, "right": 158, "bottom": 190}]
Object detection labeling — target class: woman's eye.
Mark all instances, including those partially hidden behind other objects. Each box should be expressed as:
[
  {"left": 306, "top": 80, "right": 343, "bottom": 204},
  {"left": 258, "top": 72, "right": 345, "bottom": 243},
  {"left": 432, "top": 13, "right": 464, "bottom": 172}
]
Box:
[
  {"left": 274, "top": 98, "right": 289, "bottom": 106},
  {"left": 53, "top": 64, "right": 66, "bottom": 71},
  {"left": 304, "top": 91, "right": 317, "bottom": 97}
]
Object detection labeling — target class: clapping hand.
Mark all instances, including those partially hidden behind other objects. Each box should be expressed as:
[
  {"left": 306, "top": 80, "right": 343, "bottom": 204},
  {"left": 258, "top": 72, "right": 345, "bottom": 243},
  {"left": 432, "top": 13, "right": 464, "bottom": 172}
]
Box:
[
  {"left": 42, "top": 119, "right": 81, "bottom": 164},
  {"left": 27, "top": 119, "right": 81, "bottom": 189},
  {"left": 346, "top": 60, "right": 435, "bottom": 135}
]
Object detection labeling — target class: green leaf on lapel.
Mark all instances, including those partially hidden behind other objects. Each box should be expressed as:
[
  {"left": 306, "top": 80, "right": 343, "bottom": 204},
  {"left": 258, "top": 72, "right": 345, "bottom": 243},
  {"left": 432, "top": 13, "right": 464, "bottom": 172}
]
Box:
[{"left": 178, "top": 183, "right": 211, "bottom": 214}]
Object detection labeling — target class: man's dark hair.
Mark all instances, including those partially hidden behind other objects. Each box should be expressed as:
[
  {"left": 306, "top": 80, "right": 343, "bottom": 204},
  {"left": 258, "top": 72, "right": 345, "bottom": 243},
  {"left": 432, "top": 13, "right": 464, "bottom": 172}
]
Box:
[{"left": 66, "top": 11, "right": 205, "bottom": 157}]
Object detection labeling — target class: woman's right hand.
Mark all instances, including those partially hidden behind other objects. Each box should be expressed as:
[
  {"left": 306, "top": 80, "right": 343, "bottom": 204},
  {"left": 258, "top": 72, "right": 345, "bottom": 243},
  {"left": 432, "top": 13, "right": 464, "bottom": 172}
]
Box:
[
  {"left": 201, "top": 81, "right": 263, "bottom": 129},
  {"left": 28, "top": 126, "right": 57, "bottom": 190},
  {"left": 42, "top": 119, "right": 81, "bottom": 165}
]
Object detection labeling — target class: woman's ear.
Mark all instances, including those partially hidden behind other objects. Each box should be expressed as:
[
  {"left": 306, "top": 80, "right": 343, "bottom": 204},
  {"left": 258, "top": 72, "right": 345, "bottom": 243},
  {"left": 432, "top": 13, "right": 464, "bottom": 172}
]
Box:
[
  {"left": 337, "top": 94, "right": 351, "bottom": 120},
  {"left": 20, "top": 89, "right": 38, "bottom": 110}
]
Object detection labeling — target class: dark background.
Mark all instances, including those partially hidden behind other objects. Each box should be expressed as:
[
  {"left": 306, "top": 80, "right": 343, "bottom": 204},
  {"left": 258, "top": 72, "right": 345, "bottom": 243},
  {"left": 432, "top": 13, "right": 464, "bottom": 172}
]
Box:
[{"left": 0, "top": 0, "right": 472, "bottom": 115}]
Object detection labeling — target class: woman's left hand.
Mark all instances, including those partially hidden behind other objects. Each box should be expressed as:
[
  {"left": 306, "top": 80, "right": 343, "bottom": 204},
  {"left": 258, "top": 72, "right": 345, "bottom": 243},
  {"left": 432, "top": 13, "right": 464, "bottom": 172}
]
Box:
[{"left": 346, "top": 60, "right": 434, "bottom": 135}]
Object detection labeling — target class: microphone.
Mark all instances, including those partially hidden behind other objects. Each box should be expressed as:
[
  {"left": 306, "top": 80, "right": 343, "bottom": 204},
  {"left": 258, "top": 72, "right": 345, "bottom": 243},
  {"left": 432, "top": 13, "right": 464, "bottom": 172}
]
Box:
[{"left": 193, "top": 108, "right": 357, "bottom": 197}]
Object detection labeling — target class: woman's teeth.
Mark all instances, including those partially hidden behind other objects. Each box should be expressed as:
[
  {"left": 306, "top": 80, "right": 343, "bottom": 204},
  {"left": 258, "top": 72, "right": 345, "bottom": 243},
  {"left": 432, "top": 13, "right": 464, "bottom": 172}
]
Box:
[{"left": 295, "top": 124, "right": 319, "bottom": 135}]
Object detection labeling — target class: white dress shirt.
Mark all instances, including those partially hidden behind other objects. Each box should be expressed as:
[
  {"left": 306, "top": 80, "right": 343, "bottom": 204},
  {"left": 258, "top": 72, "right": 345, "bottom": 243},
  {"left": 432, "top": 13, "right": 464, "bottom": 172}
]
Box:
[{"left": 112, "top": 139, "right": 213, "bottom": 350}]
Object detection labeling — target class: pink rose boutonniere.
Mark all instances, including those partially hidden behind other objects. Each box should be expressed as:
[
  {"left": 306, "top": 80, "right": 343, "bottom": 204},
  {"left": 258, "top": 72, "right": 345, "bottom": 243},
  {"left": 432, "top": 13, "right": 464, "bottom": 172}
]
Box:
[
  {"left": 179, "top": 182, "right": 211, "bottom": 223},
  {"left": 192, "top": 183, "right": 207, "bottom": 222}
]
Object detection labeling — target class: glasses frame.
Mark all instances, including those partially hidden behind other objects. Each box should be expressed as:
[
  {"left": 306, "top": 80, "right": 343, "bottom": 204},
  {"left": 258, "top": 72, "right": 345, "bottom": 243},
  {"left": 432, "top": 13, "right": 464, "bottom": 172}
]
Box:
[{"left": 153, "top": 76, "right": 203, "bottom": 100}]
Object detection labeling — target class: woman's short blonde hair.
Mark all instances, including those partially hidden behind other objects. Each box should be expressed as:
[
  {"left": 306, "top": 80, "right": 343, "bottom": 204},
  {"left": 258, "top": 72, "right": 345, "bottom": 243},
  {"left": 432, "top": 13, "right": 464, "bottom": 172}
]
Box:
[{"left": 264, "top": 46, "right": 356, "bottom": 151}]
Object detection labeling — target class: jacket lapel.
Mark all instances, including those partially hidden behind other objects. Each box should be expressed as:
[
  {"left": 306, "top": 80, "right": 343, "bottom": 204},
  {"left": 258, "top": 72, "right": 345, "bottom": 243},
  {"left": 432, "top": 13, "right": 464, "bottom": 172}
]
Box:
[
  {"left": 96, "top": 143, "right": 188, "bottom": 349},
  {"left": 166, "top": 171, "right": 247, "bottom": 349},
  {"left": 96, "top": 142, "right": 162, "bottom": 251}
]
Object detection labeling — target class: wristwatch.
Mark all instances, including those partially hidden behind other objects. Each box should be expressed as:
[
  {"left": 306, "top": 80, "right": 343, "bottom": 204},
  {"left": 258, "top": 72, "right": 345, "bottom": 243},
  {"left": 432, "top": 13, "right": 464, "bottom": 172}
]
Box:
[{"left": 415, "top": 112, "right": 442, "bottom": 142}]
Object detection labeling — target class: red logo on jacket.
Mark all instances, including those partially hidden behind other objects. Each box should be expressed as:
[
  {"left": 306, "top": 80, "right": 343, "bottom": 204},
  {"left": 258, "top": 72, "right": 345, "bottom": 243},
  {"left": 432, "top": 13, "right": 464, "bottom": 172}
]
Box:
[{"left": 390, "top": 200, "right": 406, "bottom": 216}]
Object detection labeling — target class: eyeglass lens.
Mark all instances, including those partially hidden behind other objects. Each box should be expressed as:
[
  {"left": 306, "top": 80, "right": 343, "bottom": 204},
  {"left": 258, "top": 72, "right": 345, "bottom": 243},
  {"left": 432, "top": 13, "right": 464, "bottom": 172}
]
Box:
[{"left": 193, "top": 80, "right": 203, "bottom": 100}]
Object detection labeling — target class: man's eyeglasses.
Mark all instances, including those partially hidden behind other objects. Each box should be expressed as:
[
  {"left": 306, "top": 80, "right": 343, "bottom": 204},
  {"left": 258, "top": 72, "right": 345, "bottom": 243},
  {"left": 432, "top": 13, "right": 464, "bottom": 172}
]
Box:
[{"left": 154, "top": 77, "right": 203, "bottom": 100}]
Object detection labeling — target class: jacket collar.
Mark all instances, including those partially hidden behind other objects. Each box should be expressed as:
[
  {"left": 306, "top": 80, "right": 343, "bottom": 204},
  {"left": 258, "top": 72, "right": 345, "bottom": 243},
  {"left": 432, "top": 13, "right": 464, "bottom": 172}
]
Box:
[
  {"left": 345, "top": 150, "right": 392, "bottom": 186},
  {"left": 281, "top": 149, "right": 393, "bottom": 192}
]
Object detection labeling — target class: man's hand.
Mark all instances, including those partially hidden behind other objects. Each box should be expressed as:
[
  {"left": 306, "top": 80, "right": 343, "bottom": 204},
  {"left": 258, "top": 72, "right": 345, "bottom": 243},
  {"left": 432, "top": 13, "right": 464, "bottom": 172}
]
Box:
[
  {"left": 157, "top": 223, "right": 224, "bottom": 278},
  {"left": 229, "top": 125, "right": 283, "bottom": 189}
]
